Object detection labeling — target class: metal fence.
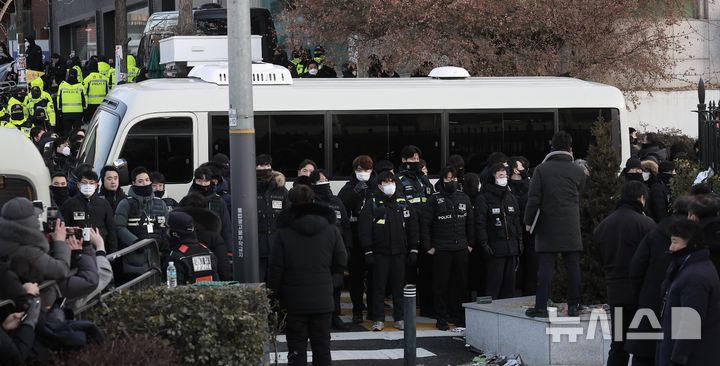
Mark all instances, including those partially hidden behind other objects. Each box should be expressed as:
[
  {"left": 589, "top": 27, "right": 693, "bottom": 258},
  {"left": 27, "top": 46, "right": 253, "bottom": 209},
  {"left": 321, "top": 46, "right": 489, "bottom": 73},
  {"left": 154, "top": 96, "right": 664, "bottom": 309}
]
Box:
[
  {"left": 696, "top": 78, "right": 720, "bottom": 170},
  {"left": 0, "top": 239, "right": 162, "bottom": 316}
]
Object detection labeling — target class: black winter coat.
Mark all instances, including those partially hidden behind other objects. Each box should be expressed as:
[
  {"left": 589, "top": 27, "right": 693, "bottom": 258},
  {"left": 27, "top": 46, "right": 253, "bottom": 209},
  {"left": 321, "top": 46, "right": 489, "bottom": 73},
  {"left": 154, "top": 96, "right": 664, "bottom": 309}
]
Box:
[
  {"left": 656, "top": 249, "right": 720, "bottom": 366},
  {"left": 173, "top": 206, "right": 233, "bottom": 280},
  {"left": 593, "top": 201, "right": 656, "bottom": 304},
  {"left": 268, "top": 203, "right": 347, "bottom": 314},
  {"left": 625, "top": 214, "right": 678, "bottom": 359},
  {"left": 508, "top": 177, "right": 530, "bottom": 217},
  {"left": 338, "top": 174, "right": 376, "bottom": 254},
  {"left": 524, "top": 151, "right": 586, "bottom": 252},
  {"left": 0, "top": 263, "right": 35, "bottom": 366},
  {"left": 475, "top": 183, "right": 523, "bottom": 257},
  {"left": 360, "top": 189, "right": 420, "bottom": 255},
  {"left": 60, "top": 193, "right": 118, "bottom": 253},
  {"left": 58, "top": 245, "right": 99, "bottom": 301},
  {"left": 648, "top": 174, "right": 672, "bottom": 223},
  {"left": 312, "top": 185, "right": 353, "bottom": 251},
  {"left": 397, "top": 164, "right": 434, "bottom": 207},
  {"left": 257, "top": 172, "right": 289, "bottom": 258},
  {"left": 187, "top": 187, "right": 232, "bottom": 255},
  {"left": 698, "top": 216, "right": 720, "bottom": 275},
  {"left": 421, "top": 189, "right": 474, "bottom": 252},
  {"left": 98, "top": 188, "right": 126, "bottom": 212}
]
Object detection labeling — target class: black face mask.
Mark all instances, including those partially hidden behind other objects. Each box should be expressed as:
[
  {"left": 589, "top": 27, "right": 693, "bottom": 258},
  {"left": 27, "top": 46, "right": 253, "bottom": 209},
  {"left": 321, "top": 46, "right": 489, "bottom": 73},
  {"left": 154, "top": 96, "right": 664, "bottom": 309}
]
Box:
[
  {"left": 154, "top": 190, "right": 165, "bottom": 198},
  {"left": 625, "top": 173, "right": 643, "bottom": 182},
  {"left": 257, "top": 169, "right": 273, "bottom": 180},
  {"left": 133, "top": 184, "right": 153, "bottom": 197},
  {"left": 192, "top": 183, "right": 216, "bottom": 196},
  {"left": 404, "top": 162, "right": 421, "bottom": 174},
  {"left": 11, "top": 111, "right": 23, "bottom": 121},
  {"left": 443, "top": 181, "right": 458, "bottom": 193},
  {"left": 312, "top": 183, "right": 332, "bottom": 200},
  {"left": 50, "top": 186, "right": 69, "bottom": 205}
]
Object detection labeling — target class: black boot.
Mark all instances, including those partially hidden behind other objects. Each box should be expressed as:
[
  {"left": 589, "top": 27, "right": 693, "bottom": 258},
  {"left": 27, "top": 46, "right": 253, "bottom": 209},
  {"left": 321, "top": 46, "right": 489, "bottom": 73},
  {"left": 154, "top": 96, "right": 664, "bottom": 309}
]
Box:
[
  {"left": 332, "top": 316, "right": 350, "bottom": 331},
  {"left": 525, "top": 308, "right": 549, "bottom": 318}
]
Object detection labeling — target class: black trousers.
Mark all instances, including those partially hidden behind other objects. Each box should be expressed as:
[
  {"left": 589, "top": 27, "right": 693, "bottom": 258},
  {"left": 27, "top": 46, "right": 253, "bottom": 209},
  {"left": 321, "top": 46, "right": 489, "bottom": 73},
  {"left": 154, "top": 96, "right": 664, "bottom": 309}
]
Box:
[
  {"left": 607, "top": 304, "right": 637, "bottom": 366},
  {"left": 485, "top": 256, "right": 517, "bottom": 300},
  {"left": 517, "top": 234, "right": 538, "bottom": 295},
  {"left": 285, "top": 312, "right": 332, "bottom": 366},
  {"left": 60, "top": 115, "right": 83, "bottom": 136},
  {"left": 534, "top": 251, "right": 581, "bottom": 309},
  {"left": 417, "top": 250, "right": 435, "bottom": 316},
  {"left": 348, "top": 244, "right": 371, "bottom": 317},
  {"left": 433, "top": 249, "right": 469, "bottom": 322},
  {"left": 371, "top": 254, "right": 405, "bottom": 321},
  {"left": 333, "top": 274, "right": 343, "bottom": 317}
]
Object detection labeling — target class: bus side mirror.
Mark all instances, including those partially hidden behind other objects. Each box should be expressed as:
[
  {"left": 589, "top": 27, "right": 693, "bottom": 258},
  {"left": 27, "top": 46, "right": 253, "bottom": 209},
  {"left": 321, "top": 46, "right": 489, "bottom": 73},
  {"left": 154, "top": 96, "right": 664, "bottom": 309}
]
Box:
[{"left": 114, "top": 159, "right": 130, "bottom": 186}]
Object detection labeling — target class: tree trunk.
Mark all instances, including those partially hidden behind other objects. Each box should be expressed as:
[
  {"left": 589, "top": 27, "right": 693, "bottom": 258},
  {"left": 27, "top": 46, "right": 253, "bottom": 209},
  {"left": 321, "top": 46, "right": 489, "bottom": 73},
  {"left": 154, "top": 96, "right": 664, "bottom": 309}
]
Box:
[
  {"left": 177, "top": 0, "right": 193, "bottom": 36},
  {"left": 114, "top": 0, "right": 127, "bottom": 80}
]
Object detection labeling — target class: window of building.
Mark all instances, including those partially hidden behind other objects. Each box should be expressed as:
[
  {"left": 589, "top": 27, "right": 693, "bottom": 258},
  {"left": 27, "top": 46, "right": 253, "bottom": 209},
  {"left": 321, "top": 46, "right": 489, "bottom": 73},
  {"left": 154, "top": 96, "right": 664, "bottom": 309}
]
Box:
[{"left": 119, "top": 117, "right": 193, "bottom": 183}]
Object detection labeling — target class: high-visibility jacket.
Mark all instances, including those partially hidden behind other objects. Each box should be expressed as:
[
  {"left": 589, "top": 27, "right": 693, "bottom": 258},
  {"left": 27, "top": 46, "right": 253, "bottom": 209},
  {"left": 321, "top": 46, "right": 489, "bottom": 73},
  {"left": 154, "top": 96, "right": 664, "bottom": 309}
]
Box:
[
  {"left": 5, "top": 97, "right": 27, "bottom": 120},
  {"left": 66, "top": 65, "right": 83, "bottom": 83},
  {"left": 108, "top": 67, "right": 115, "bottom": 89},
  {"left": 98, "top": 61, "right": 111, "bottom": 78},
  {"left": 25, "top": 78, "right": 57, "bottom": 126},
  {"left": 57, "top": 81, "right": 86, "bottom": 113},
  {"left": 83, "top": 72, "right": 109, "bottom": 105},
  {"left": 290, "top": 58, "right": 307, "bottom": 76},
  {"left": 7, "top": 110, "right": 30, "bottom": 137},
  {"left": 127, "top": 55, "right": 140, "bottom": 83}
]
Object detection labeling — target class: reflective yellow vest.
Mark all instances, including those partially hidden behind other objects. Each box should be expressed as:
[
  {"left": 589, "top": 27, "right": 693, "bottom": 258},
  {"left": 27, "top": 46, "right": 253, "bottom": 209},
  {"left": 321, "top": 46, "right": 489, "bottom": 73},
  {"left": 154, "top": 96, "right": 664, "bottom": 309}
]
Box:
[
  {"left": 83, "top": 72, "right": 109, "bottom": 105},
  {"left": 66, "top": 65, "right": 84, "bottom": 83},
  {"left": 127, "top": 55, "right": 140, "bottom": 83},
  {"left": 5, "top": 97, "right": 27, "bottom": 120},
  {"left": 26, "top": 94, "right": 57, "bottom": 127},
  {"left": 57, "top": 81, "right": 86, "bottom": 113}
]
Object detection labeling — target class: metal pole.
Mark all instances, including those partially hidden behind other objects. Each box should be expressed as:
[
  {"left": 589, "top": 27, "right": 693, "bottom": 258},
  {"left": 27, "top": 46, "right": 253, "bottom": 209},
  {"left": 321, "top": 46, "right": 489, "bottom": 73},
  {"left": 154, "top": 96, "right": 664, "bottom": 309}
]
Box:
[
  {"left": 404, "top": 284, "right": 417, "bottom": 366},
  {"left": 698, "top": 79, "right": 707, "bottom": 167},
  {"left": 228, "top": 0, "right": 259, "bottom": 283}
]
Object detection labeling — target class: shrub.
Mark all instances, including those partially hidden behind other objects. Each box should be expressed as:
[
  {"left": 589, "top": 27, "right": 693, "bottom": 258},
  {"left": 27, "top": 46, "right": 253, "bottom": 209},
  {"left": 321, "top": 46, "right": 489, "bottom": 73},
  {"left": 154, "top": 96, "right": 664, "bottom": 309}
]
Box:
[
  {"left": 86, "top": 285, "right": 271, "bottom": 366},
  {"left": 54, "top": 335, "right": 180, "bottom": 366}
]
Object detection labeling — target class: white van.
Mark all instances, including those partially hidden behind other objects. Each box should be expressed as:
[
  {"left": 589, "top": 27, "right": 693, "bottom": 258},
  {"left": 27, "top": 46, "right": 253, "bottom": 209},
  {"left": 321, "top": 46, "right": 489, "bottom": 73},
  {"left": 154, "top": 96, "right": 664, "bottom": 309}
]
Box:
[
  {"left": 0, "top": 128, "right": 51, "bottom": 208},
  {"left": 77, "top": 64, "right": 629, "bottom": 201}
]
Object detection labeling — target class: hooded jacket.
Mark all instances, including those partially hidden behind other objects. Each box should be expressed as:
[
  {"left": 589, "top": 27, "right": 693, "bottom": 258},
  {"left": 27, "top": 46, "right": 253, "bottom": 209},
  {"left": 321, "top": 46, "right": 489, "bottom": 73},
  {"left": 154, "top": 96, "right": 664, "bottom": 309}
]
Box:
[
  {"left": 267, "top": 203, "right": 347, "bottom": 314},
  {"left": 256, "top": 171, "right": 289, "bottom": 258},
  {"left": 524, "top": 151, "right": 586, "bottom": 252},
  {"left": 593, "top": 200, "right": 656, "bottom": 304},
  {"left": 0, "top": 218, "right": 71, "bottom": 283},
  {"left": 173, "top": 206, "right": 233, "bottom": 280}
]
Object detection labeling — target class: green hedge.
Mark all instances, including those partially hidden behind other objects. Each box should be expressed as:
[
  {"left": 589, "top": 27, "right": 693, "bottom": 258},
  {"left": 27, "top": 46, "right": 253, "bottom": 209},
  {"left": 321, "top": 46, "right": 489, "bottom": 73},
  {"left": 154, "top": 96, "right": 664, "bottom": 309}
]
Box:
[{"left": 87, "top": 285, "right": 271, "bottom": 366}]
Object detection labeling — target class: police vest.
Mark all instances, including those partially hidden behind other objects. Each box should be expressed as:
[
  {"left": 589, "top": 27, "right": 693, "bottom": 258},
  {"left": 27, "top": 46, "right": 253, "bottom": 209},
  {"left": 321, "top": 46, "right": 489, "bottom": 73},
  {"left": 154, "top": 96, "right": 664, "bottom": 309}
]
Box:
[
  {"left": 128, "top": 66, "right": 140, "bottom": 83},
  {"left": 58, "top": 82, "right": 85, "bottom": 113},
  {"left": 84, "top": 72, "right": 108, "bottom": 105},
  {"left": 397, "top": 174, "right": 431, "bottom": 205},
  {"left": 371, "top": 196, "right": 410, "bottom": 226},
  {"left": 125, "top": 196, "right": 167, "bottom": 240},
  {"left": 27, "top": 94, "right": 57, "bottom": 127},
  {"left": 169, "top": 243, "right": 219, "bottom": 284}
]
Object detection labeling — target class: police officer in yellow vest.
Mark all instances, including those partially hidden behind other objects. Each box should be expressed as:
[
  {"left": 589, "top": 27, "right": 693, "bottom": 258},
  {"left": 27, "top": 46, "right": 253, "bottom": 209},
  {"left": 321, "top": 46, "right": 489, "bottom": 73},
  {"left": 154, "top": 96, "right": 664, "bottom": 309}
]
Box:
[
  {"left": 57, "top": 68, "right": 86, "bottom": 135},
  {"left": 66, "top": 56, "right": 83, "bottom": 83},
  {"left": 6, "top": 103, "right": 31, "bottom": 137},
  {"left": 83, "top": 60, "right": 109, "bottom": 121},
  {"left": 26, "top": 78, "right": 57, "bottom": 130},
  {"left": 6, "top": 87, "right": 28, "bottom": 122},
  {"left": 127, "top": 54, "right": 140, "bottom": 83},
  {"left": 98, "top": 56, "right": 114, "bottom": 89}
]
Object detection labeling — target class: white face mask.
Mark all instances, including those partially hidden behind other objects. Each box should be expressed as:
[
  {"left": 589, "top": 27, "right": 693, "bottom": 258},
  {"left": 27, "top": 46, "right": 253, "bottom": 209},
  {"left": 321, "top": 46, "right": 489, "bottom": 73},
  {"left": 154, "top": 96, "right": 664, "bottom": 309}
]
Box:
[
  {"left": 382, "top": 183, "right": 396, "bottom": 196},
  {"left": 79, "top": 184, "right": 96, "bottom": 197},
  {"left": 309, "top": 68, "right": 318, "bottom": 75},
  {"left": 642, "top": 172, "right": 651, "bottom": 181},
  {"left": 61, "top": 146, "right": 71, "bottom": 156},
  {"left": 495, "top": 177, "right": 508, "bottom": 187},
  {"left": 477, "top": 183, "right": 482, "bottom": 191},
  {"left": 356, "top": 171, "right": 371, "bottom": 182}
]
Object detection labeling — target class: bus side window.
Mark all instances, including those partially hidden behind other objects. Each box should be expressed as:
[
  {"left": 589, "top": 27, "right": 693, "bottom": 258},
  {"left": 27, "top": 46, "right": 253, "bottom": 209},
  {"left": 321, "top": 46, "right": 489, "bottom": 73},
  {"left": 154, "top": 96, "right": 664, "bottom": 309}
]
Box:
[
  {"left": 119, "top": 117, "right": 194, "bottom": 183},
  {"left": 0, "top": 177, "right": 35, "bottom": 206}
]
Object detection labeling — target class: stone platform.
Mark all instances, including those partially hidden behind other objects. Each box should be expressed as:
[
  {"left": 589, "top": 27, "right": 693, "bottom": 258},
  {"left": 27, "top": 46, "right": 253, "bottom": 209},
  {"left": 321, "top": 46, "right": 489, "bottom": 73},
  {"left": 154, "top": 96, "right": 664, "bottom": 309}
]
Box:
[{"left": 463, "top": 296, "right": 611, "bottom": 366}]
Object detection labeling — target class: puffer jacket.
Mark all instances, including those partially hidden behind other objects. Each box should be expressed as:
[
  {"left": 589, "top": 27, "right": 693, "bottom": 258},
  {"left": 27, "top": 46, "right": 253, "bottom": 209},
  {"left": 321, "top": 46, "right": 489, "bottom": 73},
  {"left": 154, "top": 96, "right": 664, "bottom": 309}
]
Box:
[
  {"left": 257, "top": 171, "right": 289, "bottom": 258},
  {"left": 475, "top": 183, "right": 523, "bottom": 257},
  {"left": 0, "top": 218, "right": 71, "bottom": 283}
]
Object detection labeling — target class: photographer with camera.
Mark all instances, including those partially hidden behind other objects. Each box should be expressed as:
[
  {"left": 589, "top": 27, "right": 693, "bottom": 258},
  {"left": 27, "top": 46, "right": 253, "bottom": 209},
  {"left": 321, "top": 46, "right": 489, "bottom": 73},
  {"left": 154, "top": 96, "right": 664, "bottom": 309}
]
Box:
[
  {"left": 0, "top": 262, "right": 42, "bottom": 366},
  {"left": 0, "top": 197, "right": 72, "bottom": 284}
]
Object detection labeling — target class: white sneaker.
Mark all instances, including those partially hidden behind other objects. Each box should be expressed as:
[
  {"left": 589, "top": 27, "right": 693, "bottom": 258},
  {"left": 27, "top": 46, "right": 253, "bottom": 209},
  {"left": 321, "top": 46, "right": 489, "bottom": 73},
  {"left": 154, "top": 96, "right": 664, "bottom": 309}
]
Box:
[
  {"left": 371, "top": 321, "right": 384, "bottom": 331},
  {"left": 394, "top": 320, "right": 405, "bottom": 330}
]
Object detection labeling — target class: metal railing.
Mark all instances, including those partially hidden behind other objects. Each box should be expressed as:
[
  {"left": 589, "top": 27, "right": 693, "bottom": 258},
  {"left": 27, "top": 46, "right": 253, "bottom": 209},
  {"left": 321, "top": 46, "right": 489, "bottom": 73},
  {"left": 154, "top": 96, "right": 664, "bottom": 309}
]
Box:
[
  {"left": 696, "top": 78, "right": 720, "bottom": 170},
  {"left": 0, "top": 239, "right": 162, "bottom": 315}
]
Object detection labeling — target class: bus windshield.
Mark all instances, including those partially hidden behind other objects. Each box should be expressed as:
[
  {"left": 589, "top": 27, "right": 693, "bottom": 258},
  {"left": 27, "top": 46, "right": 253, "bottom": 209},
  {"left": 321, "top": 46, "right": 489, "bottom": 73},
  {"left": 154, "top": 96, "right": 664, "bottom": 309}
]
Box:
[{"left": 78, "top": 109, "right": 121, "bottom": 170}]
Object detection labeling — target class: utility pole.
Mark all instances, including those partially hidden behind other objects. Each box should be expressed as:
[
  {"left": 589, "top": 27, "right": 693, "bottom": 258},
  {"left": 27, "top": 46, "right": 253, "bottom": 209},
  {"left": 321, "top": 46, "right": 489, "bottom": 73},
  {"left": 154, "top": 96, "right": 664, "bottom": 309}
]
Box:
[
  {"left": 114, "top": 0, "right": 127, "bottom": 83},
  {"left": 227, "top": 0, "right": 259, "bottom": 283}
]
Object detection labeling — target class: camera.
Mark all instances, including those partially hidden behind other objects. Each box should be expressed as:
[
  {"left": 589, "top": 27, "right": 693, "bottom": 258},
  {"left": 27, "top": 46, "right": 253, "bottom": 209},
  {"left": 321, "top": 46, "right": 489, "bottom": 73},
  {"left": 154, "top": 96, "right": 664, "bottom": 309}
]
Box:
[{"left": 44, "top": 206, "right": 58, "bottom": 233}]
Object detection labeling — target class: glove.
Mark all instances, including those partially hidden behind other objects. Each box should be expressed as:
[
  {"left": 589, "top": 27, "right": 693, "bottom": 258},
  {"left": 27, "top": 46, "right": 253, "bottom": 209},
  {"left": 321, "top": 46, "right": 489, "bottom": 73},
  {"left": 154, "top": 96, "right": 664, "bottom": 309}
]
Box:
[
  {"left": 22, "top": 297, "right": 41, "bottom": 329},
  {"left": 407, "top": 252, "right": 418, "bottom": 267},
  {"left": 481, "top": 244, "right": 493, "bottom": 259},
  {"left": 364, "top": 251, "right": 376, "bottom": 266},
  {"left": 353, "top": 181, "right": 368, "bottom": 194}
]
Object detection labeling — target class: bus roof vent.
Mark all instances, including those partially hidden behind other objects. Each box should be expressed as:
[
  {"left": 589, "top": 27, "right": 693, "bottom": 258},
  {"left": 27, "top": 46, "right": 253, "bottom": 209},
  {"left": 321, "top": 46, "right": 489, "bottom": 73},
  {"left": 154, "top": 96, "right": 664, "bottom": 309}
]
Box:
[
  {"left": 188, "top": 62, "right": 293, "bottom": 85},
  {"left": 428, "top": 66, "right": 471, "bottom": 79}
]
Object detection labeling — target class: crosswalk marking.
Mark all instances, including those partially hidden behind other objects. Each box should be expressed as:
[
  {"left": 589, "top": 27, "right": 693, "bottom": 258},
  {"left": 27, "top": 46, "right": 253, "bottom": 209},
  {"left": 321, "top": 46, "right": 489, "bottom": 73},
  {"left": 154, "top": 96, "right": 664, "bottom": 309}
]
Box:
[
  {"left": 276, "top": 329, "right": 461, "bottom": 343},
  {"left": 269, "top": 348, "right": 436, "bottom": 363}
]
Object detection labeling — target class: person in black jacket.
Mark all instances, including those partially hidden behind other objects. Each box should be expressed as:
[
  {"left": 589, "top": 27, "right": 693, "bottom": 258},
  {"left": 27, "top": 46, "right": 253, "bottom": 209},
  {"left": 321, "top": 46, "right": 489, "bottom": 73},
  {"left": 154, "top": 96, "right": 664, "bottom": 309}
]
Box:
[
  {"left": 648, "top": 161, "right": 675, "bottom": 223},
  {"left": 337, "top": 155, "right": 376, "bottom": 324},
  {"left": 309, "top": 169, "right": 353, "bottom": 331},
  {"left": 509, "top": 156, "right": 536, "bottom": 295},
  {"left": 175, "top": 193, "right": 233, "bottom": 281},
  {"left": 188, "top": 167, "right": 232, "bottom": 255},
  {"left": 626, "top": 196, "right": 693, "bottom": 365},
  {"left": 60, "top": 169, "right": 118, "bottom": 253},
  {"left": 152, "top": 172, "right": 179, "bottom": 211},
  {"left": 687, "top": 194, "right": 720, "bottom": 274},
  {"left": 422, "top": 166, "right": 475, "bottom": 330},
  {"left": 98, "top": 165, "right": 126, "bottom": 212},
  {"left": 360, "top": 171, "right": 420, "bottom": 331},
  {"left": 593, "top": 181, "right": 656, "bottom": 366},
  {"left": 0, "top": 263, "right": 41, "bottom": 366},
  {"left": 256, "top": 154, "right": 289, "bottom": 282},
  {"left": 656, "top": 219, "right": 720, "bottom": 366},
  {"left": 475, "top": 163, "right": 523, "bottom": 300},
  {"left": 268, "top": 185, "right": 347, "bottom": 366},
  {"left": 25, "top": 35, "right": 44, "bottom": 72},
  {"left": 164, "top": 211, "right": 220, "bottom": 285}
]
